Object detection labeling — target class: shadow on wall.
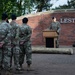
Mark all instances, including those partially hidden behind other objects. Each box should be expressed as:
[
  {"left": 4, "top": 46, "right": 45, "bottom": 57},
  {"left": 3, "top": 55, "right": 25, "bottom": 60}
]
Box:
[{"left": 31, "top": 14, "right": 52, "bottom": 45}]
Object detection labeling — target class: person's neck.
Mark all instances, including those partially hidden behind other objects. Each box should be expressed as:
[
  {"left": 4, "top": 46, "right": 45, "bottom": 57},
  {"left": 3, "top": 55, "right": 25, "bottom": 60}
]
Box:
[{"left": 53, "top": 20, "right": 57, "bottom": 22}]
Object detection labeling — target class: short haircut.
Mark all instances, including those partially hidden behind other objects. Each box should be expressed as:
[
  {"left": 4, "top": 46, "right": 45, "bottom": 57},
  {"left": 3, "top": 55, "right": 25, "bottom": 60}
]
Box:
[
  {"left": 52, "top": 16, "right": 56, "bottom": 19},
  {"left": 2, "top": 13, "right": 8, "bottom": 20},
  {"left": 6, "top": 20, "right": 9, "bottom": 23},
  {"left": 22, "top": 17, "right": 28, "bottom": 23},
  {"left": 11, "top": 14, "right": 16, "bottom": 20}
]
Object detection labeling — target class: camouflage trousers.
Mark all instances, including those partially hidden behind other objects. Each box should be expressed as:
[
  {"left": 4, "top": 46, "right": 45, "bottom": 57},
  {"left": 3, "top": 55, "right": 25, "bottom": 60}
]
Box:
[
  {"left": 19, "top": 41, "right": 32, "bottom": 66},
  {"left": 56, "top": 36, "right": 59, "bottom": 48},
  {"left": 10, "top": 45, "right": 20, "bottom": 69},
  {"left": 0, "top": 48, "right": 3, "bottom": 69},
  {"left": 2, "top": 44, "right": 11, "bottom": 71}
]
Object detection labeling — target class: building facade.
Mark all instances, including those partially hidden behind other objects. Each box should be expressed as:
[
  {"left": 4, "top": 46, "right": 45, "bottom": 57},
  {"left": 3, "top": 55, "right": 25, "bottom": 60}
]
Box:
[{"left": 16, "top": 9, "right": 75, "bottom": 46}]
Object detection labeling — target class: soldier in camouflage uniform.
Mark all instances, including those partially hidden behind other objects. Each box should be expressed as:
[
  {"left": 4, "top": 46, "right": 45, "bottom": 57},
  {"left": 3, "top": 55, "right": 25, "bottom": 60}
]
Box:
[
  {"left": 0, "top": 21, "right": 3, "bottom": 70},
  {"left": 0, "top": 13, "right": 12, "bottom": 74},
  {"left": 49, "top": 17, "right": 61, "bottom": 48},
  {"left": 10, "top": 14, "right": 21, "bottom": 71},
  {"left": 19, "top": 17, "right": 32, "bottom": 70}
]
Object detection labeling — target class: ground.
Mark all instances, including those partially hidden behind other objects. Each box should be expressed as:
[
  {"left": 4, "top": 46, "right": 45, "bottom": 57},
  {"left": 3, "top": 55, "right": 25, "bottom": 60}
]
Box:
[{"left": 1, "top": 46, "right": 75, "bottom": 75}]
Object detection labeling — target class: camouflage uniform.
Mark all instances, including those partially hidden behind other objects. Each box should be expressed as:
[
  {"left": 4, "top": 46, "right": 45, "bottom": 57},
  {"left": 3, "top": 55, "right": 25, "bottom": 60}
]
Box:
[
  {"left": 10, "top": 21, "right": 20, "bottom": 70},
  {"left": 0, "top": 21, "right": 12, "bottom": 71},
  {"left": 19, "top": 24, "right": 32, "bottom": 67},
  {"left": 0, "top": 21, "right": 2, "bottom": 69},
  {"left": 49, "top": 21, "right": 61, "bottom": 48},
  {"left": 0, "top": 45, "right": 3, "bottom": 70}
]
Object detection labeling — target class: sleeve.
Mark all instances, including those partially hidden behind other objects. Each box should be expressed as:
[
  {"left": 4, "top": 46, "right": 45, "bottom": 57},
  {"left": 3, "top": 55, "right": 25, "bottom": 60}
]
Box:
[
  {"left": 25, "top": 26, "right": 32, "bottom": 41},
  {"left": 57, "top": 22, "right": 61, "bottom": 34},
  {"left": 14, "top": 24, "right": 20, "bottom": 45},
  {"left": 3, "top": 24, "right": 12, "bottom": 44},
  {"left": 15, "top": 25, "right": 20, "bottom": 40},
  {"left": 49, "top": 23, "right": 52, "bottom": 29}
]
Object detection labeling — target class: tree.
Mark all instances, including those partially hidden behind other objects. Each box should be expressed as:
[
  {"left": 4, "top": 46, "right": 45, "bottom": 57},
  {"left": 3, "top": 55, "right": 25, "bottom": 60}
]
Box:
[
  {"left": 31, "top": 0, "right": 53, "bottom": 12},
  {"left": 0, "top": 0, "right": 34, "bottom": 19},
  {"left": 22, "top": 0, "right": 33, "bottom": 15},
  {"left": 0, "top": 0, "right": 16, "bottom": 19},
  {"left": 54, "top": 0, "right": 75, "bottom": 9},
  {"left": 67, "top": 0, "right": 75, "bottom": 8},
  {"left": 0, "top": 0, "right": 58, "bottom": 19}
]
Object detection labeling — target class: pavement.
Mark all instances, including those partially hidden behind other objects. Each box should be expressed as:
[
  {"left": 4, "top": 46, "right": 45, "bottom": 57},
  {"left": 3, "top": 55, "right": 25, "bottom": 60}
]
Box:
[{"left": 1, "top": 45, "right": 75, "bottom": 75}]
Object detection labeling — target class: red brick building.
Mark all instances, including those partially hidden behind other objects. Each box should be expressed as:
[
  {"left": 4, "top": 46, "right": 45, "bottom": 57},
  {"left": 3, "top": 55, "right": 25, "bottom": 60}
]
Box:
[{"left": 16, "top": 9, "right": 75, "bottom": 46}]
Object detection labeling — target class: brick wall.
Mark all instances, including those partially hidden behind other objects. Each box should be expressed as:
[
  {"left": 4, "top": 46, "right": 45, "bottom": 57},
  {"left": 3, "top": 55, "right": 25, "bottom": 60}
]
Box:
[{"left": 16, "top": 10, "right": 75, "bottom": 46}]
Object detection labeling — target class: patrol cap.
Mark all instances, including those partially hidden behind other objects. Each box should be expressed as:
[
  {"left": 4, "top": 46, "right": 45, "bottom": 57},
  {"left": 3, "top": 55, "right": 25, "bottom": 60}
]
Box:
[{"left": 2, "top": 13, "right": 8, "bottom": 20}]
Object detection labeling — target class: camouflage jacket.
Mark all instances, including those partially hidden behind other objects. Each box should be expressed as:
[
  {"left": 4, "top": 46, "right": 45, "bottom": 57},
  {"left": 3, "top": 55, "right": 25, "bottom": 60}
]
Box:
[
  {"left": 49, "top": 21, "right": 61, "bottom": 34},
  {"left": 10, "top": 21, "right": 20, "bottom": 45},
  {"left": 0, "top": 21, "right": 12, "bottom": 44},
  {"left": 19, "top": 24, "right": 32, "bottom": 43}
]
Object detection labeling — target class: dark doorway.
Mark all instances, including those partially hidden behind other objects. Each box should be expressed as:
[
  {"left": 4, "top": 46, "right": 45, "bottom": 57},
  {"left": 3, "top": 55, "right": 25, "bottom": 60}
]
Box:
[{"left": 46, "top": 38, "right": 54, "bottom": 48}]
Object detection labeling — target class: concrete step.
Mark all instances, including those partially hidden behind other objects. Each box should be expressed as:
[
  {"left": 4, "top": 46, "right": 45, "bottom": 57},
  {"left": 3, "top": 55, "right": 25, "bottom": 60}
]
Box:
[{"left": 32, "top": 47, "right": 73, "bottom": 55}]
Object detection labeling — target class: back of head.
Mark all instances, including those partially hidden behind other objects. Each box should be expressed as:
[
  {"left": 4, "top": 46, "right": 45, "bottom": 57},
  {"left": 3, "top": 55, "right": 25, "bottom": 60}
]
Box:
[
  {"left": 22, "top": 17, "right": 28, "bottom": 24},
  {"left": 6, "top": 20, "right": 9, "bottom": 23},
  {"left": 52, "top": 16, "right": 56, "bottom": 20},
  {"left": 11, "top": 14, "right": 17, "bottom": 20},
  {"left": 2, "top": 13, "right": 8, "bottom": 20},
  {"left": 51, "top": 16, "right": 57, "bottom": 22}
]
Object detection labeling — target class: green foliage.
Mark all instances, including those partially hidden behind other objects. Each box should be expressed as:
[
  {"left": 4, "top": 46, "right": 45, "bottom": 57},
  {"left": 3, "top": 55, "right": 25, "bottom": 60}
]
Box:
[
  {"left": 0, "top": 0, "right": 57, "bottom": 19},
  {"left": 0, "top": 0, "right": 16, "bottom": 19},
  {"left": 32, "top": 0, "right": 53, "bottom": 12},
  {"left": 67, "top": 0, "right": 75, "bottom": 8},
  {"left": 54, "top": 0, "right": 75, "bottom": 9}
]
